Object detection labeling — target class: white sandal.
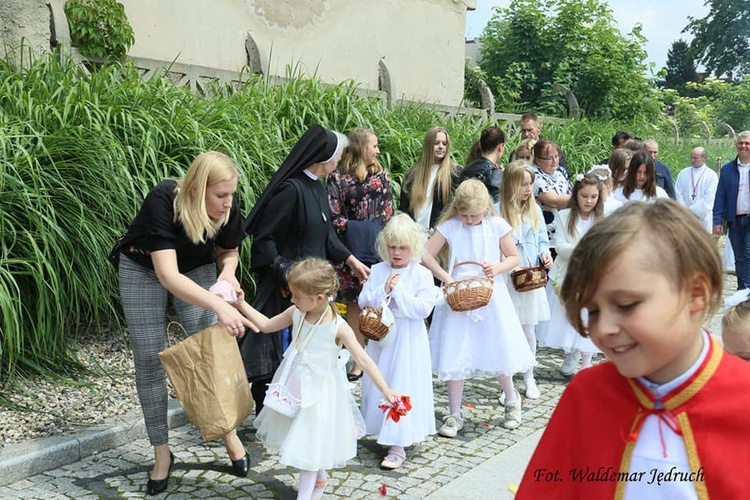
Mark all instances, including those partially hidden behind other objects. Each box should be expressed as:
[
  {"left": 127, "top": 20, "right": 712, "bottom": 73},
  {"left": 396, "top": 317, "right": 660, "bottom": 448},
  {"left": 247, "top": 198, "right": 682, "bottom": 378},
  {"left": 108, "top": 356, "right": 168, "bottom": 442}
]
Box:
[{"left": 380, "top": 450, "right": 406, "bottom": 470}]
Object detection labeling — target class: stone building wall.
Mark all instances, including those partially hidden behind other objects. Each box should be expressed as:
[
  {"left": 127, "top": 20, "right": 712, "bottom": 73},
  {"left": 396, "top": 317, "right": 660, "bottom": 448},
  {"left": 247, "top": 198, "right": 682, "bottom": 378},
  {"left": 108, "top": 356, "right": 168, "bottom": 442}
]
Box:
[
  {"left": 118, "top": 0, "right": 476, "bottom": 106},
  {"left": 0, "top": 0, "right": 53, "bottom": 63}
]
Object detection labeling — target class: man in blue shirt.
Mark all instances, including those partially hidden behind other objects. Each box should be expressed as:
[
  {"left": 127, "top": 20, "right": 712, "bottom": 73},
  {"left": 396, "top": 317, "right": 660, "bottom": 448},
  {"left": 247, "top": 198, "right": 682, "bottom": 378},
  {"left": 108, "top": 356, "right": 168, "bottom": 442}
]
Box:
[
  {"left": 644, "top": 140, "right": 677, "bottom": 199},
  {"left": 713, "top": 131, "right": 750, "bottom": 290}
]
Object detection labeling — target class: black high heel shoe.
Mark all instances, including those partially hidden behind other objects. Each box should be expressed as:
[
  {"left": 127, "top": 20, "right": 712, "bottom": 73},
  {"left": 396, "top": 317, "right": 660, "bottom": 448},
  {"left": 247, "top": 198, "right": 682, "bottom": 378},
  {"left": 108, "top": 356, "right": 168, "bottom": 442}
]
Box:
[
  {"left": 230, "top": 450, "right": 250, "bottom": 477},
  {"left": 347, "top": 370, "right": 363, "bottom": 382},
  {"left": 146, "top": 452, "right": 174, "bottom": 496}
]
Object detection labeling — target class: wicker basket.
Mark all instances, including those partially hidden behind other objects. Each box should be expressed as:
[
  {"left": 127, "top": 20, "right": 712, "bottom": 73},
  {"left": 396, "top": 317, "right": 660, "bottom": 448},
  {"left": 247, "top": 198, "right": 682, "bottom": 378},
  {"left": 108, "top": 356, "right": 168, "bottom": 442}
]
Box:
[
  {"left": 444, "top": 261, "right": 494, "bottom": 312},
  {"left": 359, "top": 306, "right": 390, "bottom": 341},
  {"left": 511, "top": 265, "right": 548, "bottom": 293}
]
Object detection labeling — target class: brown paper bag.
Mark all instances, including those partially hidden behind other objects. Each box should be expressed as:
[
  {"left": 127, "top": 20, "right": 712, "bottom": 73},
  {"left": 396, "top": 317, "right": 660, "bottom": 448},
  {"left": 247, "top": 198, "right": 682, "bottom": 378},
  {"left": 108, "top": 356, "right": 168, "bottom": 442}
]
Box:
[{"left": 158, "top": 323, "right": 254, "bottom": 441}]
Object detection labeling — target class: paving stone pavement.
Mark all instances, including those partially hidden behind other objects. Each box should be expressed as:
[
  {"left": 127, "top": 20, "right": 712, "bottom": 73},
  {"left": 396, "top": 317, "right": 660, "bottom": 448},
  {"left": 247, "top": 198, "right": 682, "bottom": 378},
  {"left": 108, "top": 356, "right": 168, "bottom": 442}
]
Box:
[
  {"left": 0, "top": 263, "right": 736, "bottom": 499},
  {"left": 0, "top": 347, "right": 572, "bottom": 499}
]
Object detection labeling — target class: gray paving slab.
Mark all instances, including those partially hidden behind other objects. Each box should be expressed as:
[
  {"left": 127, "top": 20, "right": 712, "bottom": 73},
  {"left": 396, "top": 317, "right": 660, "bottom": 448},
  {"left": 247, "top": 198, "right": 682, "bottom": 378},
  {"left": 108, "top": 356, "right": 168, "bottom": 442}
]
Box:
[
  {"left": 425, "top": 429, "right": 543, "bottom": 500},
  {"left": 0, "top": 349, "right": 570, "bottom": 499},
  {"left": 0, "top": 262, "right": 734, "bottom": 499},
  {"left": 0, "top": 400, "right": 188, "bottom": 488}
]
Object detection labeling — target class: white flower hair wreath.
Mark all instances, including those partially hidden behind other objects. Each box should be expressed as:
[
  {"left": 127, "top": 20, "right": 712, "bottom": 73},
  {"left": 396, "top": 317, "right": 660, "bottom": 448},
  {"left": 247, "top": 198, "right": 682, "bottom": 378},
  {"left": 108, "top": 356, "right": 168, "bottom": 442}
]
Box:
[{"left": 587, "top": 164, "right": 612, "bottom": 181}]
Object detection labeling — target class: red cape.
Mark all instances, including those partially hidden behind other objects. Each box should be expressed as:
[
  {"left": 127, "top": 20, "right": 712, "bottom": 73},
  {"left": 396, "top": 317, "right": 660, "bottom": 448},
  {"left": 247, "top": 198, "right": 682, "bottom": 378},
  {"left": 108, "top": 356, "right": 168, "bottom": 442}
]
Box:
[{"left": 517, "top": 336, "right": 750, "bottom": 499}]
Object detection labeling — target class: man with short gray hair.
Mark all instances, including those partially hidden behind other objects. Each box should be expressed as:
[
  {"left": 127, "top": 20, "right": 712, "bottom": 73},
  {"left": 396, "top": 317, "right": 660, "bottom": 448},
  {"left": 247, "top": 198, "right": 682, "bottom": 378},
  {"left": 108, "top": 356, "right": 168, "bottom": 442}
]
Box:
[
  {"left": 714, "top": 131, "right": 750, "bottom": 290},
  {"left": 644, "top": 139, "right": 676, "bottom": 199},
  {"left": 675, "top": 146, "right": 718, "bottom": 232}
]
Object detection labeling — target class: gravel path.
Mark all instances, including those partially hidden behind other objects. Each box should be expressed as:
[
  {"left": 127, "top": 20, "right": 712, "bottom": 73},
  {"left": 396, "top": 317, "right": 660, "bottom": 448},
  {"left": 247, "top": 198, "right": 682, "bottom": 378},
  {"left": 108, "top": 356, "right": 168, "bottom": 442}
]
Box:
[{"left": 0, "top": 325, "right": 140, "bottom": 448}]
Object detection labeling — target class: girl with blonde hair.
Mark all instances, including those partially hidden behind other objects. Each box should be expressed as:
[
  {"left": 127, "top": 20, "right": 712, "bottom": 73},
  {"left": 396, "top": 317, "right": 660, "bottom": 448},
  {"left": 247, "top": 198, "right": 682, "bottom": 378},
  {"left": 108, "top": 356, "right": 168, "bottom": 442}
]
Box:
[
  {"left": 235, "top": 258, "right": 399, "bottom": 499},
  {"left": 509, "top": 138, "right": 537, "bottom": 163},
  {"left": 111, "top": 151, "right": 254, "bottom": 495},
  {"left": 359, "top": 213, "right": 442, "bottom": 469},
  {"left": 423, "top": 179, "right": 534, "bottom": 436},
  {"left": 499, "top": 161, "right": 552, "bottom": 399}
]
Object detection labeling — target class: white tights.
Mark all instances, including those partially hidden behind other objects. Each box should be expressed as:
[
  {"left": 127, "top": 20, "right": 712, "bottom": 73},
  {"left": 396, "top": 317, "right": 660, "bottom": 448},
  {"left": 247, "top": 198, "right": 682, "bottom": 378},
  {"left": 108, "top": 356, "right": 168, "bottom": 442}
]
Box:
[
  {"left": 297, "top": 469, "right": 327, "bottom": 500},
  {"left": 447, "top": 375, "right": 518, "bottom": 415},
  {"left": 522, "top": 324, "right": 537, "bottom": 381}
]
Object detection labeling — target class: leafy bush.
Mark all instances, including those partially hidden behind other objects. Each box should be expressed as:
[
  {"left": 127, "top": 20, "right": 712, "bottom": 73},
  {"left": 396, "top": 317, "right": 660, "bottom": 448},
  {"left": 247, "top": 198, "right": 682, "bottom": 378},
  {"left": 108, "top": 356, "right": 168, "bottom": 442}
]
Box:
[
  {"left": 715, "top": 76, "right": 750, "bottom": 132},
  {"left": 659, "top": 77, "right": 750, "bottom": 136},
  {"left": 478, "top": 0, "right": 661, "bottom": 121},
  {"left": 64, "top": 0, "right": 135, "bottom": 59}
]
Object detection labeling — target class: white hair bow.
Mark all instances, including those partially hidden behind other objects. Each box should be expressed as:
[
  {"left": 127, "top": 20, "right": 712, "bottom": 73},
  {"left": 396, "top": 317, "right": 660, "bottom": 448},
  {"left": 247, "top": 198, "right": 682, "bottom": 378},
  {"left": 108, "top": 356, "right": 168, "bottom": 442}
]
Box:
[{"left": 724, "top": 289, "right": 750, "bottom": 308}]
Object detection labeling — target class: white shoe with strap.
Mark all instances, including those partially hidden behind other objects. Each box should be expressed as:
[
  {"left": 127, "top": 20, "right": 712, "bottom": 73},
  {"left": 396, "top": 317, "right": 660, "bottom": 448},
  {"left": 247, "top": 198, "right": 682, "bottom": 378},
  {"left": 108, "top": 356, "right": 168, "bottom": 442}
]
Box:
[
  {"left": 438, "top": 411, "right": 464, "bottom": 438},
  {"left": 525, "top": 378, "right": 541, "bottom": 399},
  {"left": 502, "top": 392, "right": 523, "bottom": 430}
]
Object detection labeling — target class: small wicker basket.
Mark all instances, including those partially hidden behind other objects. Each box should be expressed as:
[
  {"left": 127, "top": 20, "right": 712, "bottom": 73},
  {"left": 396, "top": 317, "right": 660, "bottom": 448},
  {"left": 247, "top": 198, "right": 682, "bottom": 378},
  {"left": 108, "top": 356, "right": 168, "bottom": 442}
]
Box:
[
  {"left": 359, "top": 305, "right": 390, "bottom": 341},
  {"left": 444, "top": 261, "right": 494, "bottom": 312},
  {"left": 511, "top": 265, "right": 548, "bottom": 293}
]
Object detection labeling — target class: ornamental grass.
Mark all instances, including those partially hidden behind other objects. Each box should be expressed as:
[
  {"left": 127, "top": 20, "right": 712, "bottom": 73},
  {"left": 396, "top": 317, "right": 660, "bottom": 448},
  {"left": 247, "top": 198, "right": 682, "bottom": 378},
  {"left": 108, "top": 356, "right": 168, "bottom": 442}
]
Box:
[{"left": 0, "top": 50, "right": 735, "bottom": 393}]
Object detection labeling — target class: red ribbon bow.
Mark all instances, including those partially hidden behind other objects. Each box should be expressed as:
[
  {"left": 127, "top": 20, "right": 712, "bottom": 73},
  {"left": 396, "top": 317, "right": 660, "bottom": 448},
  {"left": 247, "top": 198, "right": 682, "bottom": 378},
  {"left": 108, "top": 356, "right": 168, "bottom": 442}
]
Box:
[{"left": 625, "top": 407, "right": 682, "bottom": 458}]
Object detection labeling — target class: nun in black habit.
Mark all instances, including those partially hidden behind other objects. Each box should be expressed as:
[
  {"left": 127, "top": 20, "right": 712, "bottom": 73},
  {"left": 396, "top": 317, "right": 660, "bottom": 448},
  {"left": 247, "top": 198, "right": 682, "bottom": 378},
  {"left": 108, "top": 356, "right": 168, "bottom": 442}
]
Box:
[{"left": 241, "top": 124, "right": 370, "bottom": 413}]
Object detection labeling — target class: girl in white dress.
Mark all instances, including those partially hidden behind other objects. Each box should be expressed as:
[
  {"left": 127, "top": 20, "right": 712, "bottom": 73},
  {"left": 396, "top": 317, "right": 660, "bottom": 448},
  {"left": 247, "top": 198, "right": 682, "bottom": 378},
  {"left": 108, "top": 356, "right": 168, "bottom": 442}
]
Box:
[
  {"left": 422, "top": 179, "right": 535, "bottom": 436},
  {"left": 359, "top": 213, "right": 442, "bottom": 470},
  {"left": 235, "top": 258, "right": 398, "bottom": 500},
  {"left": 537, "top": 174, "right": 604, "bottom": 376},
  {"left": 612, "top": 151, "right": 669, "bottom": 204},
  {"left": 499, "top": 161, "right": 553, "bottom": 400}
]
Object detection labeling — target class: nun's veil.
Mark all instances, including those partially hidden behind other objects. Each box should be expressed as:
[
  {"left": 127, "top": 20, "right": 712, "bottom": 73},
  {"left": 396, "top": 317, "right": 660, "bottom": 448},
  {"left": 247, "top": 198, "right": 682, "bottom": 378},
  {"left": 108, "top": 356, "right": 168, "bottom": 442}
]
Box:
[{"left": 244, "top": 124, "right": 344, "bottom": 234}]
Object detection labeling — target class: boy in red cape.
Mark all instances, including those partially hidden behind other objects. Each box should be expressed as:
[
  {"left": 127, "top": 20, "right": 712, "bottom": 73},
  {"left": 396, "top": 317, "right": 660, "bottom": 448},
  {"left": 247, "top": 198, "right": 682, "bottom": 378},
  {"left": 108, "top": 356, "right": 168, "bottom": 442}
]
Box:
[{"left": 517, "top": 200, "right": 750, "bottom": 499}]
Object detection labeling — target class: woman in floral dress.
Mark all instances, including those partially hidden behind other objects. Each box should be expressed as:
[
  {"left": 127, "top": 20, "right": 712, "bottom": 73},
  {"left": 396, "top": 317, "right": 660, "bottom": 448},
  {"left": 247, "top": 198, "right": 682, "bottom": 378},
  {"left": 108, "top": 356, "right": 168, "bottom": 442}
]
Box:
[{"left": 328, "top": 127, "right": 394, "bottom": 380}]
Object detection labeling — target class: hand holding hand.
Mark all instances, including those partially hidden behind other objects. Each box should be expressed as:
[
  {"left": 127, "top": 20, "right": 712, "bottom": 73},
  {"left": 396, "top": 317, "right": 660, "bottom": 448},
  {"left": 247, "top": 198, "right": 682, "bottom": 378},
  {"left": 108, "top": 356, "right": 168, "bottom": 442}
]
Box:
[
  {"left": 234, "top": 288, "right": 246, "bottom": 305},
  {"left": 347, "top": 255, "right": 370, "bottom": 283}
]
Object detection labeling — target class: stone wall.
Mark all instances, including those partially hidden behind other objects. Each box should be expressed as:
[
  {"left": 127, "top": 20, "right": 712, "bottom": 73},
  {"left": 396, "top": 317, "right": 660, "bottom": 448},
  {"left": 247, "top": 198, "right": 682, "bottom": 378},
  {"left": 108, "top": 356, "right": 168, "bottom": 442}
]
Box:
[
  {"left": 0, "top": 0, "right": 52, "bottom": 63},
  {"left": 119, "top": 0, "right": 476, "bottom": 106}
]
